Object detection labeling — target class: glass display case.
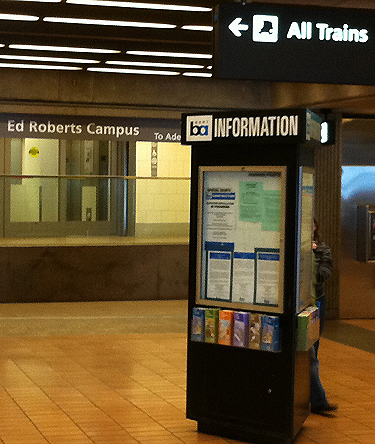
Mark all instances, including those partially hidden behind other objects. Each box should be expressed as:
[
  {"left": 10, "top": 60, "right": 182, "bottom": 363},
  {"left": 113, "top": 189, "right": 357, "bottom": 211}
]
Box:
[{"left": 197, "top": 166, "right": 286, "bottom": 313}]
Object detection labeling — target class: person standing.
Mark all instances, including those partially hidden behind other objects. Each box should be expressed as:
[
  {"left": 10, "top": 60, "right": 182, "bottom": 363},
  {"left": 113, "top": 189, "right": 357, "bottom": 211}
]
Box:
[{"left": 310, "top": 219, "right": 338, "bottom": 415}]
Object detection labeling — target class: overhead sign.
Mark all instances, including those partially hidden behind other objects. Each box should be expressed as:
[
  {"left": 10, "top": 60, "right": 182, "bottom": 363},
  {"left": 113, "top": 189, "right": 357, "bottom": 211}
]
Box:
[
  {"left": 0, "top": 113, "right": 181, "bottom": 142},
  {"left": 181, "top": 109, "right": 324, "bottom": 144},
  {"left": 214, "top": 2, "right": 375, "bottom": 85}
]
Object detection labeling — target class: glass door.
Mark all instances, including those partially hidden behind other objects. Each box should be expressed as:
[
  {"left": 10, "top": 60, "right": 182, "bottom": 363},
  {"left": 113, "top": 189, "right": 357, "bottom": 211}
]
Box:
[{"left": 3, "top": 137, "right": 124, "bottom": 238}]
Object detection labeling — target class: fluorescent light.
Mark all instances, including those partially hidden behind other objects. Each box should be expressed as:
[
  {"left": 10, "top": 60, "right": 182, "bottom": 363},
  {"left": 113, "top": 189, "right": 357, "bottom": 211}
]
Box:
[
  {"left": 12, "top": 0, "right": 61, "bottom": 2},
  {"left": 181, "top": 25, "right": 213, "bottom": 32},
  {"left": 126, "top": 50, "right": 212, "bottom": 59},
  {"left": 0, "top": 62, "right": 81, "bottom": 70},
  {"left": 0, "top": 55, "right": 99, "bottom": 63},
  {"left": 44, "top": 17, "right": 176, "bottom": 29},
  {"left": 0, "top": 14, "right": 39, "bottom": 21},
  {"left": 9, "top": 44, "right": 120, "bottom": 54},
  {"left": 106, "top": 60, "right": 204, "bottom": 69},
  {"left": 88, "top": 67, "right": 179, "bottom": 75},
  {"left": 67, "top": 0, "right": 211, "bottom": 12},
  {"left": 183, "top": 72, "right": 212, "bottom": 77},
  {"left": 321, "top": 122, "right": 328, "bottom": 144}
]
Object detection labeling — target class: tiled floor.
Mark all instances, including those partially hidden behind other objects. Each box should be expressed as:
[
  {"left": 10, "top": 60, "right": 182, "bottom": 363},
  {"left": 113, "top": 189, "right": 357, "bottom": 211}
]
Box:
[{"left": 1, "top": 301, "right": 375, "bottom": 444}]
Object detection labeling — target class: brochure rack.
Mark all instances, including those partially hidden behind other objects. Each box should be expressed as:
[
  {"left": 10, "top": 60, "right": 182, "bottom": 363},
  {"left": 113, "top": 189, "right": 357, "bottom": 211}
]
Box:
[{"left": 181, "top": 109, "right": 322, "bottom": 444}]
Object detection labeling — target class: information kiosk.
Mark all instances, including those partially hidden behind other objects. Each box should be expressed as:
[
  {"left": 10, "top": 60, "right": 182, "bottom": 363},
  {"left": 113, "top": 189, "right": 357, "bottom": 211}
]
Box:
[{"left": 181, "top": 109, "right": 321, "bottom": 444}]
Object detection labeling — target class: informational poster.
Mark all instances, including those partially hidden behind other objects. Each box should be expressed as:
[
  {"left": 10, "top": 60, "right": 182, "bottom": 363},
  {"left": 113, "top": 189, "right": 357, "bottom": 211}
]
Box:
[
  {"left": 205, "top": 189, "right": 236, "bottom": 243},
  {"left": 239, "top": 181, "right": 263, "bottom": 223},
  {"left": 232, "top": 252, "right": 255, "bottom": 304},
  {"left": 197, "top": 166, "right": 286, "bottom": 313},
  {"left": 297, "top": 169, "right": 314, "bottom": 312},
  {"left": 206, "top": 250, "right": 232, "bottom": 301},
  {"left": 262, "top": 191, "right": 282, "bottom": 232},
  {"left": 254, "top": 249, "right": 280, "bottom": 306}
]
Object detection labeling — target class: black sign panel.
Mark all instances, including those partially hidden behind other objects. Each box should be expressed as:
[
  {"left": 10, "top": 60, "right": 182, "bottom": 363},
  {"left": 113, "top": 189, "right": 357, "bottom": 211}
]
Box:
[
  {"left": 214, "top": 2, "right": 375, "bottom": 85},
  {"left": 0, "top": 113, "right": 181, "bottom": 142},
  {"left": 181, "top": 108, "right": 323, "bottom": 145}
]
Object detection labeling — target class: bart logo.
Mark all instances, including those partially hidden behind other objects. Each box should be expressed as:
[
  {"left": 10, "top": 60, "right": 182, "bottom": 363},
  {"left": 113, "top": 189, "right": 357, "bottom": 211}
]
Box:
[
  {"left": 186, "top": 115, "right": 213, "bottom": 142},
  {"left": 252, "top": 15, "right": 279, "bottom": 43}
]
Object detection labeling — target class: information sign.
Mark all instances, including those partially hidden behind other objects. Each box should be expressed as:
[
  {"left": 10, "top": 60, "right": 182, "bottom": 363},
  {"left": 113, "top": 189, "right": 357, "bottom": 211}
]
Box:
[
  {"left": 214, "top": 2, "right": 375, "bottom": 85},
  {"left": 0, "top": 113, "right": 180, "bottom": 142}
]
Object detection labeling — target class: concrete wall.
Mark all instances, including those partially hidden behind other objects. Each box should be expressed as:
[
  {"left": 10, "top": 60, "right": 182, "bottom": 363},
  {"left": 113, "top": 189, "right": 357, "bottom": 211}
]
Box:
[
  {"left": 0, "top": 244, "right": 189, "bottom": 303},
  {"left": 0, "top": 68, "right": 271, "bottom": 118}
]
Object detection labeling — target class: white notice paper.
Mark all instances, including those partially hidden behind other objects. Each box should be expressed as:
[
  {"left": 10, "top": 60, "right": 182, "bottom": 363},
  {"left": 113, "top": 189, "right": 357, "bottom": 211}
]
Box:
[
  {"left": 255, "top": 251, "right": 280, "bottom": 306},
  {"left": 206, "top": 251, "right": 232, "bottom": 301},
  {"left": 232, "top": 252, "right": 255, "bottom": 304},
  {"left": 205, "top": 191, "right": 236, "bottom": 243}
]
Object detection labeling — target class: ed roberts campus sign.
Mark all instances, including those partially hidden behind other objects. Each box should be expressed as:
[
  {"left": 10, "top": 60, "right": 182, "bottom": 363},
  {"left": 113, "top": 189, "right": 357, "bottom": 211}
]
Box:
[
  {"left": 0, "top": 114, "right": 181, "bottom": 142},
  {"left": 214, "top": 2, "right": 375, "bottom": 85}
]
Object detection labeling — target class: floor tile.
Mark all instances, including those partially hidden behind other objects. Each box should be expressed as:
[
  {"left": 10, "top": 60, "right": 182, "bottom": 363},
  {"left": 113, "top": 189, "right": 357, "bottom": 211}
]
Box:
[{"left": 1, "top": 301, "right": 375, "bottom": 444}]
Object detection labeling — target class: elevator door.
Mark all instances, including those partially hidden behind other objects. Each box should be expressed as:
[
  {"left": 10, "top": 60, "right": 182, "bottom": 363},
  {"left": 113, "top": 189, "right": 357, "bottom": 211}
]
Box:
[{"left": 3, "top": 138, "right": 124, "bottom": 238}]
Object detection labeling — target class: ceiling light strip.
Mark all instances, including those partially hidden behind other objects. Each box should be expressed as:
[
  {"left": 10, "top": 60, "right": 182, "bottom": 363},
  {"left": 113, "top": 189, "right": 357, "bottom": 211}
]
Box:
[
  {"left": 43, "top": 17, "right": 176, "bottom": 28},
  {"left": 106, "top": 60, "right": 204, "bottom": 69},
  {"left": 66, "top": 0, "right": 211, "bottom": 12},
  {"left": 88, "top": 67, "right": 179, "bottom": 75},
  {"left": 0, "top": 55, "right": 100, "bottom": 63},
  {"left": 126, "top": 50, "right": 212, "bottom": 59},
  {"left": 9, "top": 44, "right": 120, "bottom": 54},
  {"left": 0, "top": 62, "right": 81, "bottom": 70},
  {"left": 183, "top": 72, "right": 212, "bottom": 77},
  {"left": 181, "top": 25, "right": 213, "bottom": 31},
  {"left": 11, "top": 0, "right": 62, "bottom": 2},
  {"left": 0, "top": 14, "right": 39, "bottom": 21}
]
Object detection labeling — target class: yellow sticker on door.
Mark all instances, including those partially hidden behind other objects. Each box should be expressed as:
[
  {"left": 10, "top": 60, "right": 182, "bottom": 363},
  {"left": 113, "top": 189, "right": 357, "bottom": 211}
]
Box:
[{"left": 29, "top": 147, "right": 39, "bottom": 158}]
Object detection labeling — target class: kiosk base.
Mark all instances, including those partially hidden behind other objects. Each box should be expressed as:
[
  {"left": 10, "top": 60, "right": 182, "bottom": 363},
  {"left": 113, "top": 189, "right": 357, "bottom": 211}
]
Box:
[{"left": 197, "top": 419, "right": 293, "bottom": 444}]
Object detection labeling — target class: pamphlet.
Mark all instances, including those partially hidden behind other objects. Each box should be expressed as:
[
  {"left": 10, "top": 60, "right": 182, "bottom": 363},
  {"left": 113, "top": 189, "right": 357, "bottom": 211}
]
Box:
[
  {"left": 297, "top": 305, "right": 319, "bottom": 351},
  {"left": 249, "top": 313, "right": 263, "bottom": 350},
  {"left": 233, "top": 311, "right": 250, "bottom": 348},
  {"left": 261, "top": 315, "right": 281, "bottom": 352},
  {"left": 219, "top": 310, "right": 235, "bottom": 345},
  {"left": 191, "top": 307, "right": 206, "bottom": 342},
  {"left": 205, "top": 308, "right": 220, "bottom": 343}
]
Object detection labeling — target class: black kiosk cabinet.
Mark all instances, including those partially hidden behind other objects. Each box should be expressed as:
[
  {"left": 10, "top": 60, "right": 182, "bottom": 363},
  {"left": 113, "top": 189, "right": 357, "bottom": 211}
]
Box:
[{"left": 181, "top": 109, "right": 321, "bottom": 444}]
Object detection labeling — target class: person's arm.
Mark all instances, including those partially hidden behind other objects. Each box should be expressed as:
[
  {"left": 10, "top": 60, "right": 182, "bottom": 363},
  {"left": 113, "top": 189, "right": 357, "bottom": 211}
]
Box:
[{"left": 315, "top": 244, "right": 333, "bottom": 283}]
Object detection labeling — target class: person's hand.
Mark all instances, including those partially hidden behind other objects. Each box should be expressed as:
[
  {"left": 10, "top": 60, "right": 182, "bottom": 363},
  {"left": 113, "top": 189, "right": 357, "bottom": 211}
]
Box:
[{"left": 312, "top": 240, "right": 317, "bottom": 250}]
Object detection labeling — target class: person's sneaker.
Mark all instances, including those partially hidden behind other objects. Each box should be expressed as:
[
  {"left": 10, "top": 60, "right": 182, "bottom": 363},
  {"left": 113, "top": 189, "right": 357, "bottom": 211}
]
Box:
[{"left": 311, "top": 403, "right": 338, "bottom": 415}]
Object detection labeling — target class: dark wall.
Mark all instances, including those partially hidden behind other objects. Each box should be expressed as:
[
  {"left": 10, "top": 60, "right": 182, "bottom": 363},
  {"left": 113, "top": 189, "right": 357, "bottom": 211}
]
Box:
[
  {"left": 0, "top": 245, "right": 188, "bottom": 303},
  {"left": 314, "top": 120, "right": 342, "bottom": 320}
]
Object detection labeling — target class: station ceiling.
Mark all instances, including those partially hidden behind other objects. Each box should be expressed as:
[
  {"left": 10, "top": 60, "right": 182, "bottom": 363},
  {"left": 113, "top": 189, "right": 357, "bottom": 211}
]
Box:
[{"left": 1, "top": 0, "right": 375, "bottom": 115}]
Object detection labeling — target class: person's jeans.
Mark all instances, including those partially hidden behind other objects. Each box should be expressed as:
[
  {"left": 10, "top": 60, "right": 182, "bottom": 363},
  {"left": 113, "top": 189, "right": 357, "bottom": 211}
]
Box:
[
  {"left": 310, "top": 296, "right": 328, "bottom": 408},
  {"left": 310, "top": 340, "right": 328, "bottom": 408}
]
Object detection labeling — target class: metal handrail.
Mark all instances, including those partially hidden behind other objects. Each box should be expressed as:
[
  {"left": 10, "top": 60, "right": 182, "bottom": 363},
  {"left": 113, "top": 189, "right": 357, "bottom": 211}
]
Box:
[{"left": 0, "top": 174, "right": 190, "bottom": 180}]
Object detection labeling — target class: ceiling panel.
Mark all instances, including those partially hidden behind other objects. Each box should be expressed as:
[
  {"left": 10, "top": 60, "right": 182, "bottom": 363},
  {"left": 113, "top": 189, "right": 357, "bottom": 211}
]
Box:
[{"left": 0, "top": 0, "right": 214, "bottom": 76}]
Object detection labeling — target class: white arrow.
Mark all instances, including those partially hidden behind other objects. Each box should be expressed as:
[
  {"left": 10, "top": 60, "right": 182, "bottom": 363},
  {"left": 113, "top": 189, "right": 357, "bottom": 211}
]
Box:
[{"left": 228, "top": 17, "right": 249, "bottom": 37}]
